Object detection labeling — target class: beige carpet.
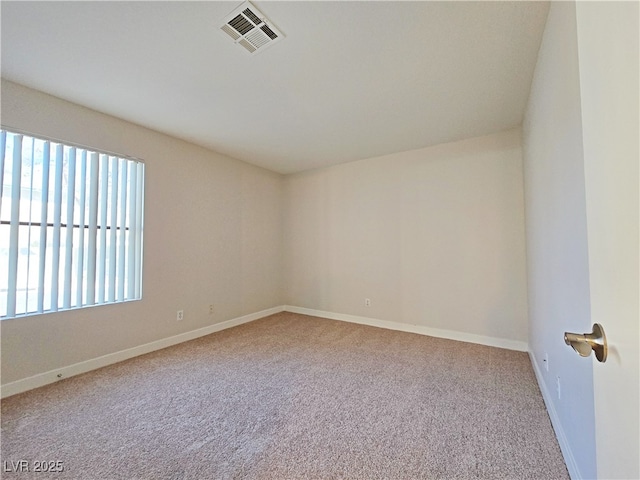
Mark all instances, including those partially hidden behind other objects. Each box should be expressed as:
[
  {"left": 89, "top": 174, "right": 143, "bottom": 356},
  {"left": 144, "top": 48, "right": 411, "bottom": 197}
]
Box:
[{"left": 1, "top": 312, "right": 568, "bottom": 479}]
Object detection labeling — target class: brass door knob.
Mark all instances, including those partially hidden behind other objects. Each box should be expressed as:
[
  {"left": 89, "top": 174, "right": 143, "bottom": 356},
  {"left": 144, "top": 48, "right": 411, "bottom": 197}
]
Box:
[{"left": 564, "top": 323, "right": 607, "bottom": 363}]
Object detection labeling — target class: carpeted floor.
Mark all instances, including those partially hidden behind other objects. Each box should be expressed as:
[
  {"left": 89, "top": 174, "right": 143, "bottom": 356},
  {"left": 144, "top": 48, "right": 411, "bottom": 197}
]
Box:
[{"left": 1, "top": 312, "right": 569, "bottom": 479}]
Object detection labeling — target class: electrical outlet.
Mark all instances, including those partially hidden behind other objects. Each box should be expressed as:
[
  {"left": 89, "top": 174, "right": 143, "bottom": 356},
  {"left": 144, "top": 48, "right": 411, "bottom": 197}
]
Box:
[
  {"left": 365, "top": 298, "right": 371, "bottom": 307},
  {"left": 209, "top": 304, "right": 214, "bottom": 315},
  {"left": 177, "top": 310, "right": 184, "bottom": 321},
  {"left": 556, "top": 376, "right": 561, "bottom": 400},
  {"left": 544, "top": 353, "right": 549, "bottom": 372}
]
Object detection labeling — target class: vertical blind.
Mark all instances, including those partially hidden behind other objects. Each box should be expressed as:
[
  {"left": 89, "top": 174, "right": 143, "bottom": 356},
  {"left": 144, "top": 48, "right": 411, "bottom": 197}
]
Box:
[{"left": 0, "top": 129, "right": 144, "bottom": 318}]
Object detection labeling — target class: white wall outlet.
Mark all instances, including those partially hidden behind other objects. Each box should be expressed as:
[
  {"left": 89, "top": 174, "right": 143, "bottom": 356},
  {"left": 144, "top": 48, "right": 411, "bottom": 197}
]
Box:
[
  {"left": 365, "top": 298, "right": 371, "bottom": 307},
  {"left": 556, "top": 376, "right": 561, "bottom": 400},
  {"left": 544, "top": 352, "right": 549, "bottom": 372},
  {"left": 177, "top": 310, "right": 184, "bottom": 321},
  {"left": 209, "top": 304, "right": 214, "bottom": 315}
]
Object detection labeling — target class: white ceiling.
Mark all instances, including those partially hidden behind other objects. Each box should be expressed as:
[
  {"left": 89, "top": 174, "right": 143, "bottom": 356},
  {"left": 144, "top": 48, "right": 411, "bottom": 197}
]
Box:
[{"left": 1, "top": 1, "right": 549, "bottom": 175}]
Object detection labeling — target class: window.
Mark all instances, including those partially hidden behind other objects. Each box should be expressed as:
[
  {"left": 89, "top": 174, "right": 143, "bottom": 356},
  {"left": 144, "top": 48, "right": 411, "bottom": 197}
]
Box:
[{"left": 0, "top": 129, "right": 144, "bottom": 319}]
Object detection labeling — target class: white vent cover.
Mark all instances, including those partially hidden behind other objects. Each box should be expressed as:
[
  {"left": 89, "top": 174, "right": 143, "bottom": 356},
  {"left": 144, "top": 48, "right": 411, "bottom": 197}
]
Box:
[{"left": 220, "top": 2, "right": 284, "bottom": 55}]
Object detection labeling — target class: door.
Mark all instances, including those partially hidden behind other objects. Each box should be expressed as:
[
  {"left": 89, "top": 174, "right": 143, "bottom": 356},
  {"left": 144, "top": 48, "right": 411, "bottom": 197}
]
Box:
[{"left": 575, "top": 2, "right": 639, "bottom": 478}]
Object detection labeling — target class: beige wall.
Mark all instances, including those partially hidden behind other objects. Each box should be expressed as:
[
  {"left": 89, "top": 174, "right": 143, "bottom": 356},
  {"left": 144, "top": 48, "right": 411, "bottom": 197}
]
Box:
[
  {"left": 522, "top": 3, "right": 596, "bottom": 478},
  {"left": 284, "top": 128, "right": 529, "bottom": 343},
  {"left": 0, "top": 80, "right": 284, "bottom": 383}
]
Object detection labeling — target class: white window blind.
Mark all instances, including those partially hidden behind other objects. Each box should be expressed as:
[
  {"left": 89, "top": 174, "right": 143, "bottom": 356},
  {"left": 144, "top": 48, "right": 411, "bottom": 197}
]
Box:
[{"left": 0, "top": 129, "right": 144, "bottom": 318}]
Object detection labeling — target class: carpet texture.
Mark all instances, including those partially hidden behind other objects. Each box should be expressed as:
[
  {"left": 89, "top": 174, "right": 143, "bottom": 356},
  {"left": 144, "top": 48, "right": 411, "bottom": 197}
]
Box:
[{"left": 1, "top": 312, "right": 569, "bottom": 479}]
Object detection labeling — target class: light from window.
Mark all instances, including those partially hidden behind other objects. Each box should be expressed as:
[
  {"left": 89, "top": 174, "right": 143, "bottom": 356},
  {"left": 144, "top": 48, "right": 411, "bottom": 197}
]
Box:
[{"left": 0, "top": 129, "right": 144, "bottom": 319}]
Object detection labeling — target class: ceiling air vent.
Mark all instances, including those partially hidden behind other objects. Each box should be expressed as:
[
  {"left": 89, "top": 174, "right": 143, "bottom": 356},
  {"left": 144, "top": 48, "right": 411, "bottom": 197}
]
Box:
[{"left": 220, "top": 2, "right": 284, "bottom": 55}]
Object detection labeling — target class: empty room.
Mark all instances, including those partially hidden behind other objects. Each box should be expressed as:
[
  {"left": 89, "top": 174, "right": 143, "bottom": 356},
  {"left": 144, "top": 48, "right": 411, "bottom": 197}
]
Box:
[{"left": 0, "top": 1, "right": 637, "bottom": 479}]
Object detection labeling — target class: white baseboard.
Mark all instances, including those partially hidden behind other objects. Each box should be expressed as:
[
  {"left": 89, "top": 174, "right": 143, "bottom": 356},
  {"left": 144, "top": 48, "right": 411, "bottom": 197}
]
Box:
[
  {"left": 283, "top": 305, "right": 528, "bottom": 352},
  {"left": 0, "top": 305, "right": 284, "bottom": 399},
  {"left": 529, "top": 351, "right": 581, "bottom": 480}
]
